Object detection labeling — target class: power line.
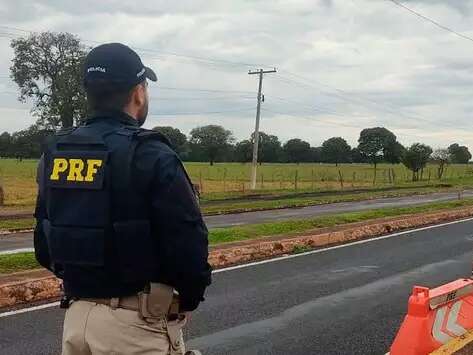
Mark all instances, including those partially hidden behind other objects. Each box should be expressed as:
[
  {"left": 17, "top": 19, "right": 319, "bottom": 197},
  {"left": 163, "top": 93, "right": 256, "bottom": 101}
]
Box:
[
  {"left": 0, "top": 32, "right": 19, "bottom": 40},
  {"left": 266, "top": 87, "right": 471, "bottom": 132},
  {"left": 386, "top": 0, "right": 473, "bottom": 43},
  {"left": 269, "top": 95, "right": 368, "bottom": 119},
  {"left": 0, "top": 85, "right": 254, "bottom": 95},
  {"left": 263, "top": 107, "right": 363, "bottom": 130},
  {"left": 0, "top": 25, "right": 274, "bottom": 70},
  {"left": 272, "top": 71, "right": 464, "bottom": 131},
  {"left": 261, "top": 108, "right": 441, "bottom": 141},
  {"left": 158, "top": 86, "right": 254, "bottom": 94},
  {"left": 150, "top": 95, "right": 253, "bottom": 101},
  {"left": 149, "top": 107, "right": 253, "bottom": 116}
]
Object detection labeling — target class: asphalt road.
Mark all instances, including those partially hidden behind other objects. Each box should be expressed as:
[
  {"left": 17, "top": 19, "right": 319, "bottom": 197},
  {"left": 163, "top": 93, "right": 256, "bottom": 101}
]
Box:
[
  {"left": 2, "top": 190, "right": 473, "bottom": 254},
  {"left": 1, "top": 218, "right": 471, "bottom": 354}
]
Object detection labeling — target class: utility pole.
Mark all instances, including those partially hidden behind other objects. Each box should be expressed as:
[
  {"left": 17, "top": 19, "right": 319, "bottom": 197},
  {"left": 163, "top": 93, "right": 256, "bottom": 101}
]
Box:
[{"left": 248, "top": 68, "right": 276, "bottom": 190}]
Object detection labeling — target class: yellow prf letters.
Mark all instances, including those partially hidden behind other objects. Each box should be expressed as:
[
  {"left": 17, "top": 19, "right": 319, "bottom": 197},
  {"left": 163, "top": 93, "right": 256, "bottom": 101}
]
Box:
[
  {"left": 50, "top": 158, "right": 68, "bottom": 180},
  {"left": 67, "top": 159, "right": 85, "bottom": 181},
  {"left": 84, "top": 160, "right": 102, "bottom": 182},
  {"left": 50, "top": 158, "right": 103, "bottom": 182}
]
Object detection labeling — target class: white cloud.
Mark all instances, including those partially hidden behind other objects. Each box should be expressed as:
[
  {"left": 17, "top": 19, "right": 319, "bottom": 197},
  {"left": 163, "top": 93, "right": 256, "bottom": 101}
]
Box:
[{"left": 1, "top": 0, "right": 473, "bottom": 150}]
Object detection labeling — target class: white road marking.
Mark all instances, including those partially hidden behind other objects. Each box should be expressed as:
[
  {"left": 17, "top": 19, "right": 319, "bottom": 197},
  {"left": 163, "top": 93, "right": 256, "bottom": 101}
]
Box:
[
  {"left": 0, "top": 248, "right": 34, "bottom": 255},
  {"left": 0, "top": 229, "right": 33, "bottom": 236},
  {"left": 2, "top": 216, "right": 473, "bottom": 318},
  {"left": 0, "top": 302, "right": 60, "bottom": 318},
  {"left": 213, "top": 216, "right": 473, "bottom": 273}
]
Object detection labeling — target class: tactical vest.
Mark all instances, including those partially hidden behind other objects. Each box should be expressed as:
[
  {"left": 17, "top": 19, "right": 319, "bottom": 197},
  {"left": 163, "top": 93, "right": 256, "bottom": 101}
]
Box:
[{"left": 41, "top": 123, "right": 170, "bottom": 284}]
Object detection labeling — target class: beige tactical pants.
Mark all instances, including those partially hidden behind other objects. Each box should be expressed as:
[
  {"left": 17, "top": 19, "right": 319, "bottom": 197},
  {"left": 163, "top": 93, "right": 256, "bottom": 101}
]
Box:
[{"left": 62, "top": 300, "right": 186, "bottom": 355}]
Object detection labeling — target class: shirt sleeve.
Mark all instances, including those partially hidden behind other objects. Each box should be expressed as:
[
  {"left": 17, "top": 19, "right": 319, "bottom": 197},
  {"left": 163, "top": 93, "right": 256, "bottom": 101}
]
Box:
[
  {"left": 146, "top": 148, "right": 212, "bottom": 312},
  {"left": 33, "top": 155, "right": 53, "bottom": 272}
]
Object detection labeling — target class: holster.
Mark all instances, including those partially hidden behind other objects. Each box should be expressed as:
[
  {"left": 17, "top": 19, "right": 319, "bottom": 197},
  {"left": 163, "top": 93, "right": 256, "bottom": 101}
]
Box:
[
  {"left": 138, "top": 283, "right": 186, "bottom": 354},
  {"left": 137, "top": 283, "right": 179, "bottom": 320}
]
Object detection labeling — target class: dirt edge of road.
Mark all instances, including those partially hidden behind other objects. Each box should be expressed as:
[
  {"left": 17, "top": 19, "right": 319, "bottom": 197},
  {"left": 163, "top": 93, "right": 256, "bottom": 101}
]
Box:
[{"left": 2, "top": 205, "right": 473, "bottom": 310}]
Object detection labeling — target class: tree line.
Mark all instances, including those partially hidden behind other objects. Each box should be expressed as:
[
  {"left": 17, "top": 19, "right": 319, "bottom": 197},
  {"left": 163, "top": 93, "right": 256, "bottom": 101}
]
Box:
[
  {"left": 2, "top": 31, "right": 471, "bottom": 181},
  {"left": 154, "top": 125, "right": 471, "bottom": 181},
  {"left": 2, "top": 122, "right": 470, "bottom": 182}
]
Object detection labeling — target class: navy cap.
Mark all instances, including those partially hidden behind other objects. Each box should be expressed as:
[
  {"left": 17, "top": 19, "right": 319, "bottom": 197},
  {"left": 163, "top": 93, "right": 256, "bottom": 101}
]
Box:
[{"left": 83, "top": 43, "right": 157, "bottom": 90}]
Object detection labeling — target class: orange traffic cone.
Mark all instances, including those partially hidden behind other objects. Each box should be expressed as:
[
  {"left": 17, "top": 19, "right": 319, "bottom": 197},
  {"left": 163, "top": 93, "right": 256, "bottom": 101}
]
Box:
[{"left": 389, "top": 279, "right": 473, "bottom": 355}]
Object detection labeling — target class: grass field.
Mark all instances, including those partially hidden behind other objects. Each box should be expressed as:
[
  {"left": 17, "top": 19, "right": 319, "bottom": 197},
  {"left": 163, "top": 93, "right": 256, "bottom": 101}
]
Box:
[
  {"left": 1, "top": 158, "right": 473, "bottom": 207},
  {"left": 4, "top": 197, "right": 473, "bottom": 274},
  {"left": 187, "top": 162, "right": 473, "bottom": 195}
]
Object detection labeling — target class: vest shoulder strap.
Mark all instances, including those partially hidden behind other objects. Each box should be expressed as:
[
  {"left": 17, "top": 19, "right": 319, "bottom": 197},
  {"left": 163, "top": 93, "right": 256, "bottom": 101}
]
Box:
[
  {"left": 135, "top": 129, "right": 172, "bottom": 147},
  {"left": 55, "top": 127, "right": 78, "bottom": 136}
]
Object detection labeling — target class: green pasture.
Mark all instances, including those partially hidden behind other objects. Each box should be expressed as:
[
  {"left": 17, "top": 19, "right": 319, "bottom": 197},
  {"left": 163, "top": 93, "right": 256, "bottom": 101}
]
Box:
[{"left": 1, "top": 158, "right": 473, "bottom": 207}]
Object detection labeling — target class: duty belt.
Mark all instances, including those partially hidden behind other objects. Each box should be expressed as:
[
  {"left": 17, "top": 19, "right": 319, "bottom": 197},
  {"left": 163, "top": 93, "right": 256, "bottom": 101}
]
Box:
[
  {"left": 81, "top": 295, "right": 140, "bottom": 312},
  {"left": 80, "top": 296, "right": 183, "bottom": 321},
  {"left": 79, "top": 284, "right": 182, "bottom": 321}
]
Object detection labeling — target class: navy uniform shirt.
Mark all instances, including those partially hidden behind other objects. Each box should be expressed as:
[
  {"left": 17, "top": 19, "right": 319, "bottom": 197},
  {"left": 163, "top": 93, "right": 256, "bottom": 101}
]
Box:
[{"left": 34, "top": 110, "right": 211, "bottom": 311}]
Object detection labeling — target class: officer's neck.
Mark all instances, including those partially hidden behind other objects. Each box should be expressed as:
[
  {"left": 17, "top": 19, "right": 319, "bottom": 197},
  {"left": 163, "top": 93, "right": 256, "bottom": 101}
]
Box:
[{"left": 123, "top": 105, "right": 140, "bottom": 123}]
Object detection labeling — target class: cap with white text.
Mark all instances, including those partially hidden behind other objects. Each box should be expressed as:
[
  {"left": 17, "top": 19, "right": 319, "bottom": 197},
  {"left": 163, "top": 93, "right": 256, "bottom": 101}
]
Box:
[{"left": 83, "top": 43, "right": 157, "bottom": 90}]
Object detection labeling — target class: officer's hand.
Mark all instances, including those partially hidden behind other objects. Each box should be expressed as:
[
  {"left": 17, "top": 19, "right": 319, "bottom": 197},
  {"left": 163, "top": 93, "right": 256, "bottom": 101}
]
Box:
[{"left": 184, "top": 312, "right": 192, "bottom": 323}]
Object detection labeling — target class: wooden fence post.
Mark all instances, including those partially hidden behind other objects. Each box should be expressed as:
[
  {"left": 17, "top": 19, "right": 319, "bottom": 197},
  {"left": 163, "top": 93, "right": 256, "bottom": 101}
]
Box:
[
  {"left": 338, "top": 170, "right": 344, "bottom": 190},
  {"left": 261, "top": 174, "right": 264, "bottom": 189},
  {"left": 223, "top": 168, "right": 227, "bottom": 192},
  {"left": 199, "top": 171, "right": 204, "bottom": 194},
  {"left": 311, "top": 169, "right": 315, "bottom": 190}
]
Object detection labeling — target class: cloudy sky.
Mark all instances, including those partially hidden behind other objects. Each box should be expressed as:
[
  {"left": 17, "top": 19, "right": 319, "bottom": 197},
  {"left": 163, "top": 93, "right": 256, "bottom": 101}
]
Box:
[{"left": 0, "top": 0, "right": 473, "bottom": 149}]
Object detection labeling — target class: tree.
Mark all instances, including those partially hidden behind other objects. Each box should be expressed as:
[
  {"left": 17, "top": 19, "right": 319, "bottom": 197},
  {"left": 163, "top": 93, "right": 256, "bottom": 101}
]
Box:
[
  {"left": 384, "top": 141, "right": 405, "bottom": 164},
  {"left": 310, "top": 147, "right": 323, "bottom": 163},
  {"left": 358, "top": 127, "right": 397, "bottom": 168},
  {"left": 431, "top": 149, "right": 451, "bottom": 179},
  {"left": 0, "top": 132, "right": 12, "bottom": 157},
  {"left": 358, "top": 127, "right": 397, "bottom": 184},
  {"left": 283, "top": 138, "right": 311, "bottom": 163},
  {"left": 10, "top": 32, "right": 88, "bottom": 129},
  {"left": 350, "top": 147, "right": 367, "bottom": 163},
  {"left": 402, "top": 143, "right": 433, "bottom": 181},
  {"left": 448, "top": 143, "right": 471, "bottom": 164},
  {"left": 8, "top": 125, "right": 53, "bottom": 159},
  {"left": 234, "top": 140, "right": 253, "bottom": 162},
  {"left": 189, "top": 125, "right": 234, "bottom": 165},
  {"left": 249, "top": 131, "right": 283, "bottom": 163},
  {"left": 256, "top": 132, "right": 283, "bottom": 163},
  {"left": 321, "top": 137, "right": 351, "bottom": 166},
  {"left": 152, "top": 126, "right": 187, "bottom": 155}
]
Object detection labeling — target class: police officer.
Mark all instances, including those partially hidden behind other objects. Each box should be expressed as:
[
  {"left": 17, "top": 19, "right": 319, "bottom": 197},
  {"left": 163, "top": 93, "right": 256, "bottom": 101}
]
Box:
[{"left": 34, "top": 43, "right": 211, "bottom": 355}]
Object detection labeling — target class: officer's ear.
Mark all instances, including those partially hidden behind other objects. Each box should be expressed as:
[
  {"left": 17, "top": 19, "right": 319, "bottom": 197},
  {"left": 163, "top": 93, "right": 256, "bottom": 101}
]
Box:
[{"left": 130, "top": 83, "right": 145, "bottom": 106}]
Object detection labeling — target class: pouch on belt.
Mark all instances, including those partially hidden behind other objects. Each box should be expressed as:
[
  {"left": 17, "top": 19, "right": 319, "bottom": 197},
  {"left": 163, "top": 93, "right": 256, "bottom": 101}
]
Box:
[
  {"left": 138, "top": 283, "right": 174, "bottom": 320},
  {"left": 138, "top": 283, "right": 187, "bottom": 354}
]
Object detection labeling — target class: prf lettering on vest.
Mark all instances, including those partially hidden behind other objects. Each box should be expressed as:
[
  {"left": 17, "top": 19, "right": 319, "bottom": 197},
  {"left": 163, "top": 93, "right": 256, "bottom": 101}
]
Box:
[{"left": 50, "top": 158, "right": 103, "bottom": 182}]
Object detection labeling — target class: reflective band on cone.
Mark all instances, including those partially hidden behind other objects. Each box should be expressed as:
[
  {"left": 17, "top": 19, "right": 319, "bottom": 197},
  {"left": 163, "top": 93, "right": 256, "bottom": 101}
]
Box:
[{"left": 390, "top": 279, "right": 473, "bottom": 355}]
